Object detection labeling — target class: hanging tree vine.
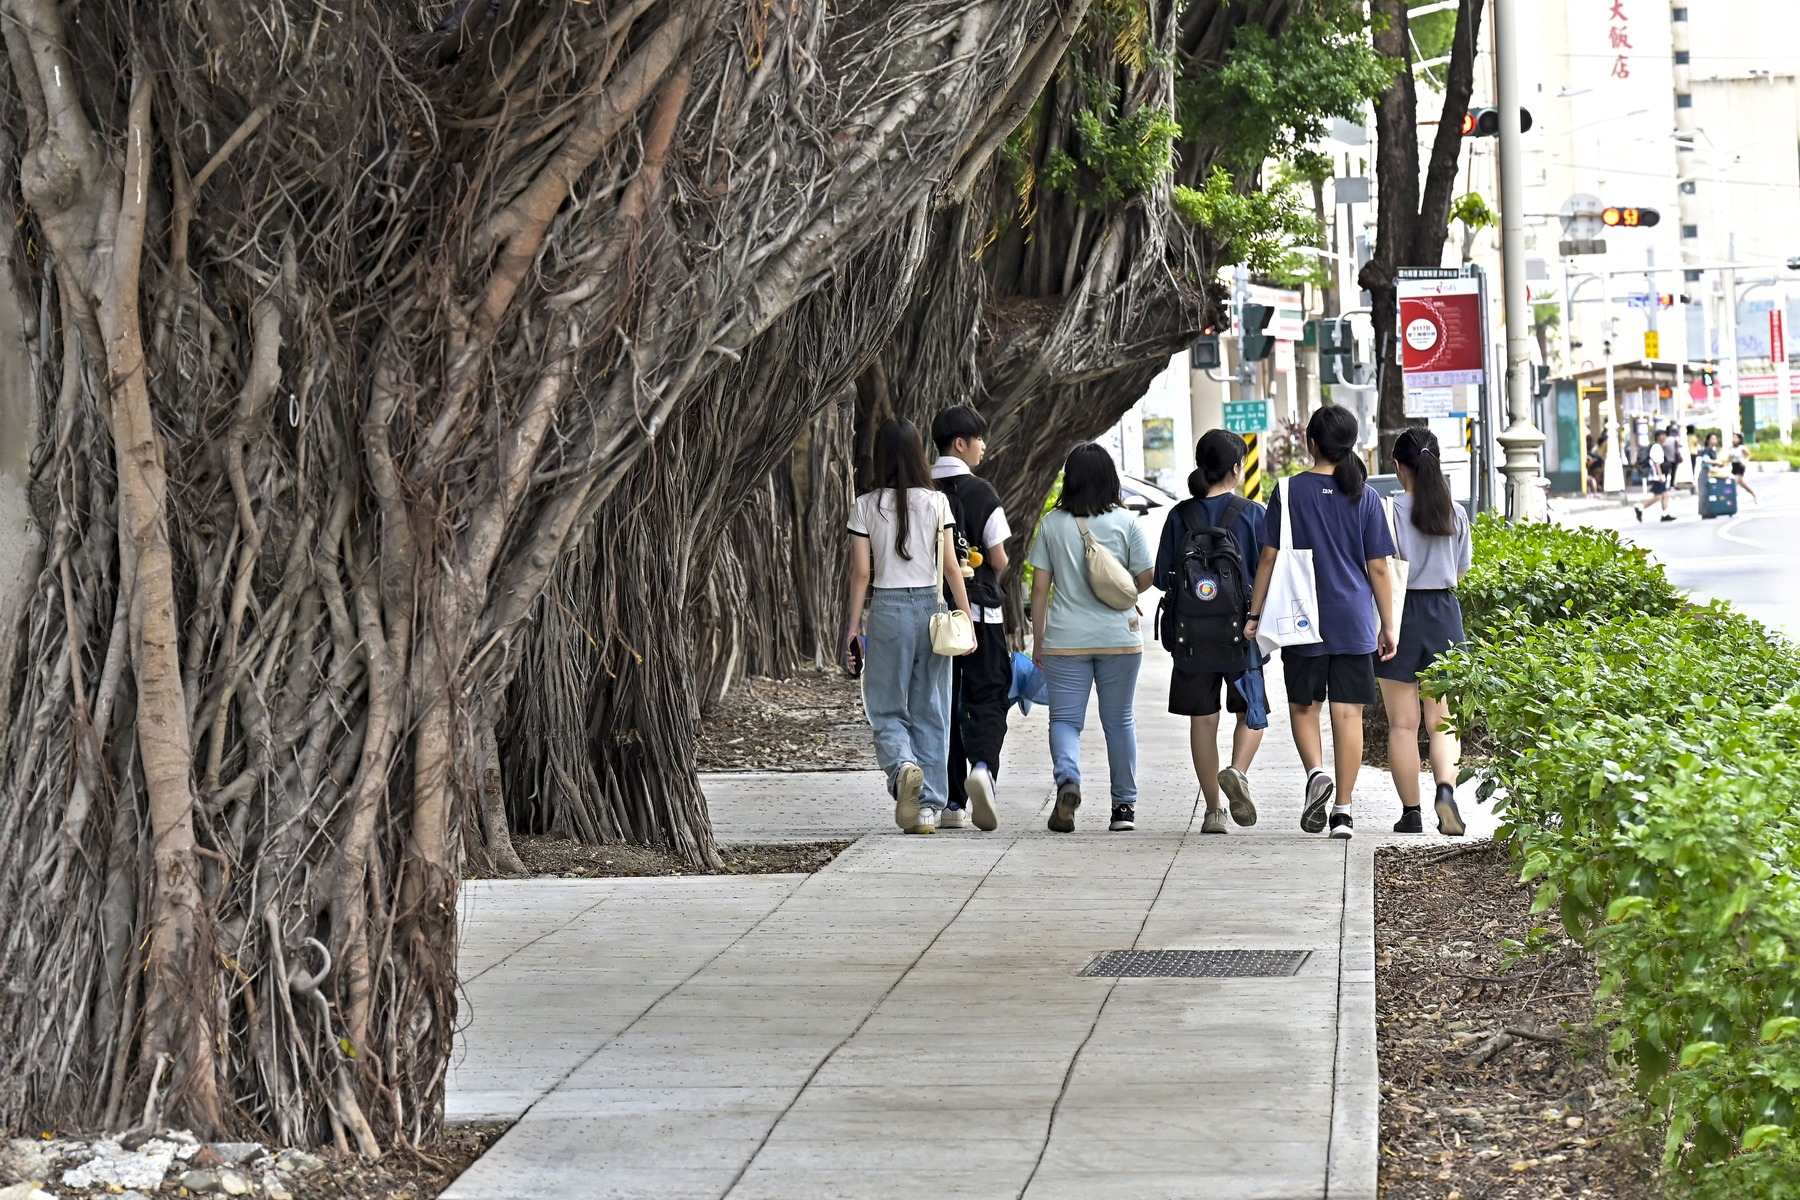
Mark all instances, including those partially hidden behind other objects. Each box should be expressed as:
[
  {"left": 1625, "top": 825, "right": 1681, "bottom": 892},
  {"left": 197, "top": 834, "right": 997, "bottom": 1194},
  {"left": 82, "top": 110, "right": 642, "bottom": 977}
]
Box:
[{"left": 0, "top": 0, "right": 1087, "bottom": 1147}]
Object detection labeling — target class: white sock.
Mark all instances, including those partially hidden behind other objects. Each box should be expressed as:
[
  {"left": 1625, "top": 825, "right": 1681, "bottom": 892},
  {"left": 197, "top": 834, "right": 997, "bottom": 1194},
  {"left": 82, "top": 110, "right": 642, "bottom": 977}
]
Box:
[{"left": 1332, "top": 803, "right": 1353, "bottom": 816}]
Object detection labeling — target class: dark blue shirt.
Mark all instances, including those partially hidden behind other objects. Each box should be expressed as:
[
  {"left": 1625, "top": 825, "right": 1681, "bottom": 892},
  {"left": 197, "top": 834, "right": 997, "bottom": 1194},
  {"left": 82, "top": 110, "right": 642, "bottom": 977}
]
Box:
[
  {"left": 1157, "top": 493, "right": 1268, "bottom": 674},
  {"left": 1263, "top": 472, "right": 1396, "bottom": 657}
]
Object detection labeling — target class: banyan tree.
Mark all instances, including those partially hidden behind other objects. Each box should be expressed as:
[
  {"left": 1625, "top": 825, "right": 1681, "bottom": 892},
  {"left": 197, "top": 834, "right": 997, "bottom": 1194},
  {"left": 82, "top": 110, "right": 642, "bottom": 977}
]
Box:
[{"left": 0, "top": 0, "right": 1391, "bottom": 1150}]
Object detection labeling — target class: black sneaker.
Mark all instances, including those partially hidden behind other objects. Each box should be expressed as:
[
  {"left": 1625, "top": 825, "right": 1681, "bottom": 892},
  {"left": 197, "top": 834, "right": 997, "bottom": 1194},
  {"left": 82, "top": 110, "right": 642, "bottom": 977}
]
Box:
[
  {"left": 1634, "top": 505, "right": 1645, "bottom": 523},
  {"left": 1434, "top": 783, "right": 1466, "bottom": 837},
  {"left": 1328, "top": 811, "right": 1355, "bottom": 840},
  {"left": 1048, "top": 781, "right": 1081, "bottom": 833},
  {"left": 1301, "top": 771, "right": 1335, "bottom": 833},
  {"left": 1660, "top": 514, "right": 1677, "bottom": 522},
  {"left": 1392, "top": 806, "right": 1424, "bottom": 834},
  {"left": 1109, "top": 805, "right": 1136, "bottom": 831}
]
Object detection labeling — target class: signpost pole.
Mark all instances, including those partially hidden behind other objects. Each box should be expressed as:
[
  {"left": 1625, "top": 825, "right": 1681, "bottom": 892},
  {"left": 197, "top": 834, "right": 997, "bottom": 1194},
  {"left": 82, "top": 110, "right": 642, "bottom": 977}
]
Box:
[
  {"left": 1601, "top": 267, "right": 1622, "bottom": 493},
  {"left": 1774, "top": 306, "right": 1792, "bottom": 444},
  {"left": 1492, "top": 0, "right": 1548, "bottom": 521}
]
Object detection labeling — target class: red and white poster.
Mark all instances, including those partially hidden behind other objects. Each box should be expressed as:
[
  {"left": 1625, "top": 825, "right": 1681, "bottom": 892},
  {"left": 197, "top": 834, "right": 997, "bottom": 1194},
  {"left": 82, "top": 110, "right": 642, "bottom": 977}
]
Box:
[
  {"left": 1398, "top": 277, "right": 1487, "bottom": 388},
  {"left": 1771, "top": 309, "right": 1787, "bottom": 363}
]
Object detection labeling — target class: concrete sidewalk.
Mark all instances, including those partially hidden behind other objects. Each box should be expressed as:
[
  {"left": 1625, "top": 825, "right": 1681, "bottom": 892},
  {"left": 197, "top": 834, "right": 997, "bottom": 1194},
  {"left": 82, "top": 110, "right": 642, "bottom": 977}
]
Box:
[{"left": 446, "top": 647, "right": 1497, "bottom": 1199}]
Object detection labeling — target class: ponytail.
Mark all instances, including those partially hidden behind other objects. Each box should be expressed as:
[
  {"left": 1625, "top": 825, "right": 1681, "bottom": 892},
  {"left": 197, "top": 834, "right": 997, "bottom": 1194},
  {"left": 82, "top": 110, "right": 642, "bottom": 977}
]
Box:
[
  {"left": 1189, "top": 429, "right": 1248, "bottom": 495},
  {"left": 1304, "top": 405, "right": 1367, "bottom": 499},
  {"left": 1393, "top": 427, "right": 1458, "bottom": 537}
]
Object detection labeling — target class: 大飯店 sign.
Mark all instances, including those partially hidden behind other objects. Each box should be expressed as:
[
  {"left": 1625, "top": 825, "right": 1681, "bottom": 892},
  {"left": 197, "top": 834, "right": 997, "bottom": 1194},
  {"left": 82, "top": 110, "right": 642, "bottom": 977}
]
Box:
[{"left": 1398, "top": 277, "right": 1487, "bottom": 388}]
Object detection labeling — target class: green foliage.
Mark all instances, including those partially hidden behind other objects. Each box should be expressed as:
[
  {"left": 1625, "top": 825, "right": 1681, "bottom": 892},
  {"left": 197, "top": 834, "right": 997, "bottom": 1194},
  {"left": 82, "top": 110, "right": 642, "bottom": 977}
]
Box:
[
  {"left": 1449, "top": 192, "right": 1498, "bottom": 232},
  {"left": 1177, "top": 4, "right": 1397, "bottom": 175},
  {"left": 1044, "top": 102, "right": 1182, "bottom": 207},
  {"left": 1407, "top": 0, "right": 1460, "bottom": 92},
  {"left": 1428, "top": 518, "right": 1800, "bottom": 1197},
  {"left": 1749, "top": 443, "right": 1800, "bottom": 465},
  {"left": 1172, "top": 167, "right": 1321, "bottom": 274}
]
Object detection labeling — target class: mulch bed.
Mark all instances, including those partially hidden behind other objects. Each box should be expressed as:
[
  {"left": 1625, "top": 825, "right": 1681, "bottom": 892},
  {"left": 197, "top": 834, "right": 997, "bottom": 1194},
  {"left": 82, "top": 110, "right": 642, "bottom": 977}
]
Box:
[
  {"left": 290, "top": 1123, "right": 508, "bottom": 1200},
  {"left": 479, "top": 835, "right": 851, "bottom": 879},
  {"left": 694, "top": 668, "right": 871, "bottom": 772},
  {"left": 1376, "top": 843, "right": 1659, "bottom": 1199}
]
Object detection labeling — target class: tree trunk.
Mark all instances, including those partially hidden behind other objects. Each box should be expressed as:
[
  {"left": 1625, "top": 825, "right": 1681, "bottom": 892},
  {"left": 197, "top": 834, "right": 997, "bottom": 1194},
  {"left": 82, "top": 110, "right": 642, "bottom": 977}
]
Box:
[{"left": 0, "top": 0, "right": 1075, "bottom": 1145}]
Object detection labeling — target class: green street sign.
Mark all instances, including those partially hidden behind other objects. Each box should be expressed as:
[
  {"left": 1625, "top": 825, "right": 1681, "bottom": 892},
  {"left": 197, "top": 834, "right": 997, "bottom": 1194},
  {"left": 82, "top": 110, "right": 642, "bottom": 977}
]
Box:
[{"left": 1223, "top": 399, "right": 1273, "bottom": 435}]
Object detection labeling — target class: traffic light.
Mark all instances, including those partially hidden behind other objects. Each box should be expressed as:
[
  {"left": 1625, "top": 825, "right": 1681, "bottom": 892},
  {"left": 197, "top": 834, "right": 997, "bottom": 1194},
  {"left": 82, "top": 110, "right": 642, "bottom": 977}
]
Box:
[
  {"left": 1658, "top": 293, "right": 1675, "bottom": 307},
  {"left": 1461, "top": 107, "right": 1534, "bottom": 137},
  {"left": 1601, "top": 206, "right": 1660, "bottom": 228},
  {"left": 1241, "top": 303, "right": 1275, "bottom": 362},
  {"left": 1191, "top": 332, "right": 1222, "bottom": 371},
  {"left": 1317, "top": 317, "right": 1358, "bottom": 384},
  {"left": 1699, "top": 365, "right": 1717, "bottom": 387}
]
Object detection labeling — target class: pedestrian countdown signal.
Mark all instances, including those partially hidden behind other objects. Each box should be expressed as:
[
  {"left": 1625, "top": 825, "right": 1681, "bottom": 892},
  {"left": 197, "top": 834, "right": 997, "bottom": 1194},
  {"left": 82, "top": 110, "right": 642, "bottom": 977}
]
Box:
[{"left": 1601, "top": 206, "right": 1660, "bottom": 228}]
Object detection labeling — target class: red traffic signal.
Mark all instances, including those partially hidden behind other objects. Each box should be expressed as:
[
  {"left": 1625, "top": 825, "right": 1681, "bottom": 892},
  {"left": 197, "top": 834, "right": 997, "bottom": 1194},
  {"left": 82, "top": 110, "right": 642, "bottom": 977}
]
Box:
[
  {"left": 1601, "top": 206, "right": 1660, "bottom": 228},
  {"left": 1462, "top": 107, "right": 1534, "bottom": 137}
]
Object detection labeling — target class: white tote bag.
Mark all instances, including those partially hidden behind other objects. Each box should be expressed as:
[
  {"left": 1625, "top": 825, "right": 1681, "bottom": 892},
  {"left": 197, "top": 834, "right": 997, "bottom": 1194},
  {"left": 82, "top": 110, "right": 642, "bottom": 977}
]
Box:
[
  {"left": 1255, "top": 477, "right": 1324, "bottom": 656},
  {"left": 1383, "top": 496, "right": 1409, "bottom": 642},
  {"left": 928, "top": 493, "right": 976, "bottom": 656}
]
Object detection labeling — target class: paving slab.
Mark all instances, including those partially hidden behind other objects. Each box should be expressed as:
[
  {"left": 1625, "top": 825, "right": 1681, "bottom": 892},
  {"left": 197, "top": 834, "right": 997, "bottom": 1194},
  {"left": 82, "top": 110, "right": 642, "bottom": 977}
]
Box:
[{"left": 448, "top": 632, "right": 1499, "bottom": 1196}]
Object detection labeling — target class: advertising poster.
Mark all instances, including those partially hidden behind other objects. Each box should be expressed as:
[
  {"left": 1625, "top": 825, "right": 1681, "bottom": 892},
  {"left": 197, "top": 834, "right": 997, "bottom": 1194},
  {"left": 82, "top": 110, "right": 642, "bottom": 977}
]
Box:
[{"left": 1398, "top": 277, "right": 1487, "bottom": 388}]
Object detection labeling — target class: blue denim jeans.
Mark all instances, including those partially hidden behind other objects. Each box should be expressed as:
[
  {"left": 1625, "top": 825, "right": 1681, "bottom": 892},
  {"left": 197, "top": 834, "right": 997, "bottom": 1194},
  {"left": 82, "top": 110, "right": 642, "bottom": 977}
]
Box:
[
  {"left": 864, "top": 587, "right": 953, "bottom": 811},
  {"left": 1041, "top": 652, "right": 1143, "bottom": 805}
]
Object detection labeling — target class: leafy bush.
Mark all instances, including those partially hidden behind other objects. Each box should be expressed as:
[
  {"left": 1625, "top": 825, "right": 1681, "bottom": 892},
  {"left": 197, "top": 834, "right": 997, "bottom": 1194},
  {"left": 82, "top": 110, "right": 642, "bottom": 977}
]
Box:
[
  {"left": 1429, "top": 522, "right": 1800, "bottom": 1197},
  {"left": 1747, "top": 442, "right": 1800, "bottom": 466},
  {"left": 1457, "top": 513, "right": 1680, "bottom": 635}
]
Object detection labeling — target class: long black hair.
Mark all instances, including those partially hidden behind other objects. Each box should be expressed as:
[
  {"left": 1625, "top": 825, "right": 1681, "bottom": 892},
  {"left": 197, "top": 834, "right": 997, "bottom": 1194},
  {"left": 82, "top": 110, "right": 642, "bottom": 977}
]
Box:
[
  {"left": 1189, "top": 429, "right": 1247, "bottom": 496},
  {"left": 871, "top": 418, "right": 934, "bottom": 560},
  {"left": 1305, "top": 404, "right": 1367, "bottom": 499},
  {"left": 1393, "top": 427, "right": 1458, "bottom": 537},
  {"left": 1057, "top": 442, "right": 1123, "bottom": 517}
]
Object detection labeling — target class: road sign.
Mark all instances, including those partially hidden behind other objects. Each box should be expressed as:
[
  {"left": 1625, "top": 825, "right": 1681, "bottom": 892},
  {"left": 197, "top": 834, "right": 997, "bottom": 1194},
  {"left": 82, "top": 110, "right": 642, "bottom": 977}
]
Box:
[
  {"left": 1223, "top": 399, "right": 1273, "bottom": 435},
  {"left": 1644, "top": 331, "right": 1661, "bottom": 359}
]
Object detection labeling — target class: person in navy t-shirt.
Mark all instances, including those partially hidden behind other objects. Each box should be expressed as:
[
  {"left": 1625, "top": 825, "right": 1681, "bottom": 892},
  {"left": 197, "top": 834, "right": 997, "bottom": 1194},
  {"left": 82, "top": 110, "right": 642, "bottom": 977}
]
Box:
[{"left": 1244, "top": 406, "right": 1397, "bottom": 841}]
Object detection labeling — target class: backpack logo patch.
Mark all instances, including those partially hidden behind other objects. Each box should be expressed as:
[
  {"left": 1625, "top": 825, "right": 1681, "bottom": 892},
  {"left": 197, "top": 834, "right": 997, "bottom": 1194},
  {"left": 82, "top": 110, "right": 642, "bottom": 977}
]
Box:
[{"left": 1192, "top": 576, "right": 1220, "bottom": 602}]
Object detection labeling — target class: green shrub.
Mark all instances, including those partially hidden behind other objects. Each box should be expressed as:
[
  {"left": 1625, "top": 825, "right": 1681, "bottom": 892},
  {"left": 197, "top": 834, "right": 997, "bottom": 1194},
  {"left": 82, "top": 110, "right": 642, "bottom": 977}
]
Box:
[
  {"left": 1429, "top": 523, "right": 1800, "bottom": 1197},
  {"left": 1747, "top": 442, "right": 1800, "bottom": 466}
]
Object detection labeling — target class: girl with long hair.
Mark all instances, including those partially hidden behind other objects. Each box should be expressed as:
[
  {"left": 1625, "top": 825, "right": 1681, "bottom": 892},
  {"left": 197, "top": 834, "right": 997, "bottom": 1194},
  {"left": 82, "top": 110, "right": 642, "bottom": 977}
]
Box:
[
  {"left": 846, "top": 419, "right": 975, "bottom": 834},
  {"left": 1377, "top": 428, "right": 1471, "bottom": 836},
  {"left": 1245, "top": 405, "right": 1397, "bottom": 840},
  {"left": 1028, "top": 443, "right": 1154, "bottom": 833},
  {"left": 1153, "top": 430, "right": 1266, "bottom": 834}
]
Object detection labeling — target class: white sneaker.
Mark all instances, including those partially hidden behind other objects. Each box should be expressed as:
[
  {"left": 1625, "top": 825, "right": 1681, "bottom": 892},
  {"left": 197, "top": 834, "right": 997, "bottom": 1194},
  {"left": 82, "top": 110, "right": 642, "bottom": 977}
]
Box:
[
  {"left": 965, "top": 766, "right": 999, "bottom": 832},
  {"left": 939, "top": 805, "right": 971, "bottom": 829},
  {"left": 912, "top": 807, "right": 938, "bottom": 835},
  {"left": 894, "top": 763, "right": 927, "bottom": 833}
]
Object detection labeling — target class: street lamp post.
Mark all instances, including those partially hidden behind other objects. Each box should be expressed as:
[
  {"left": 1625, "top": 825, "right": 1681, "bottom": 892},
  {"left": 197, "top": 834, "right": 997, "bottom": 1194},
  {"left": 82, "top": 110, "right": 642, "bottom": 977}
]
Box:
[{"left": 1492, "top": 0, "right": 1547, "bottom": 520}]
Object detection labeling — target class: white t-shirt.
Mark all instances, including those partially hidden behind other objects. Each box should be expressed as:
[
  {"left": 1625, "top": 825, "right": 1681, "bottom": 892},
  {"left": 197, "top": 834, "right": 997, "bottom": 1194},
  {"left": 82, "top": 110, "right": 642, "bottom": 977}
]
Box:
[{"left": 849, "top": 489, "right": 953, "bottom": 589}]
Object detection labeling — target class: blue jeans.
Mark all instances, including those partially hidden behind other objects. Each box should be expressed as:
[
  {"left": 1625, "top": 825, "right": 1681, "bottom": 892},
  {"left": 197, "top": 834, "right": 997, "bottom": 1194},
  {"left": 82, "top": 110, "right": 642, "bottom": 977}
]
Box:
[
  {"left": 1042, "top": 652, "right": 1143, "bottom": 805},
  {"left": 864, "top": 587, "right": 953, "bottom": 811}
]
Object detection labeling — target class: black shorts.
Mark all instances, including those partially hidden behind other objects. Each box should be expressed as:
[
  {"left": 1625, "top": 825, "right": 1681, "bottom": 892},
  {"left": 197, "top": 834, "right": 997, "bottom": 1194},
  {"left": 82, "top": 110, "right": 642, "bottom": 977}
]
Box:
[
  {"left": 1283, "top": 652, "right": 1378, "bottom": 707},
  {"left": 1732, "top": 461, "right": 1747, "bottom": 478},
  {"left": 1375, "top": 590, "right": 1467, "bottom": 683},
  {"left": 1170, "top": 667, "right": 1249, "bottom": 717}
]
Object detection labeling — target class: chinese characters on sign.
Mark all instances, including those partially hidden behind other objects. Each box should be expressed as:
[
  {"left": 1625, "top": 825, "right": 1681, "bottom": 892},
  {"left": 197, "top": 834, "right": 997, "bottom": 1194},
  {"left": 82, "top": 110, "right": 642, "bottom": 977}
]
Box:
[{"left": 1609, "top": 1, "right": 1630, "bottom": 79}]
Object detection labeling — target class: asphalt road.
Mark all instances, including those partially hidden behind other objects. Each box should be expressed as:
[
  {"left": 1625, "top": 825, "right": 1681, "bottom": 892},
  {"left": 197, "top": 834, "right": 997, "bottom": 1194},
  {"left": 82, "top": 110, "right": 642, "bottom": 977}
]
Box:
[{"left": 1554, "top": 469, "right": 1799, "bottom": 639}]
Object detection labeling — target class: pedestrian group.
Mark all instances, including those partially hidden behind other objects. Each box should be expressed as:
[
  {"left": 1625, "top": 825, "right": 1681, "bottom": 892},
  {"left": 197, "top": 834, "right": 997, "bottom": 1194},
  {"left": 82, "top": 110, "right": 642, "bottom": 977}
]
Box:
[{"left": 845, "top": 405, "right": 1472, "bottom": 840}]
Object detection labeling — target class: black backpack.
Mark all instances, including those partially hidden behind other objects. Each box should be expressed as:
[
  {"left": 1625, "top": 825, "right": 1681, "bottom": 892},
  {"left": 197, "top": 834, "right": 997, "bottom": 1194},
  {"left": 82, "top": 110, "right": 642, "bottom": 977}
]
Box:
[
  {"left": 938, "top": 474, "right": 1007, "bottom": 610},
  {"left": 1156, "top": 495, "right": 1252, "bottom": 670}
]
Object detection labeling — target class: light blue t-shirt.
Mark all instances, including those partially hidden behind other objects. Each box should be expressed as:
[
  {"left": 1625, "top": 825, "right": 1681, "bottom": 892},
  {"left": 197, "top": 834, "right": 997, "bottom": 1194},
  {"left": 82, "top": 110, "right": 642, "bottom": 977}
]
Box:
[{"left": 1028, "top": 508, "right": 1153, "bottom": 652}]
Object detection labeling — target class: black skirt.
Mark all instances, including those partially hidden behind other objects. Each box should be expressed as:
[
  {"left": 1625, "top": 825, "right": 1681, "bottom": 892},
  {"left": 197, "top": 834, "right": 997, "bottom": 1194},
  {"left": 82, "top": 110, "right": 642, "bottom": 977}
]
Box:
[{"left": 1376, "top": 589, "right": 1466, "bottom": 683}]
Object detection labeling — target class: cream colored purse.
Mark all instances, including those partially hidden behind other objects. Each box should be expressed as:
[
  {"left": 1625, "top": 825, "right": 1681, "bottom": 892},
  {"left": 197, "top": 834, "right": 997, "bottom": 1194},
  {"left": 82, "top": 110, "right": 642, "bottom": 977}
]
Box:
[{"left": 929, "top": 493, "right": 976, "bottom": 656}]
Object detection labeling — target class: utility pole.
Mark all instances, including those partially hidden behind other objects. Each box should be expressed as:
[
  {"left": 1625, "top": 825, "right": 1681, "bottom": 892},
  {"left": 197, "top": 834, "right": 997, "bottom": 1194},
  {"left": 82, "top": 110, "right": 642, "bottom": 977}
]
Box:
[
  {"left": 1492, "top": 0, "right": 1547, "bottom": 520},
  {"left": 1601, "top": 267, "right": 1623, "bottom": 492}
]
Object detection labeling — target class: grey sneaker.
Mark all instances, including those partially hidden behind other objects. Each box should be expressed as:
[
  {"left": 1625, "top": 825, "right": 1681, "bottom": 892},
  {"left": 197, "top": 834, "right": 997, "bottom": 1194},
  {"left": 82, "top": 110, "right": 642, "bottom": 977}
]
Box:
[
  {"left": 894, "top": 764, "right": 928, "bottom": 833},
  {"left": 1048, "top": 781, "right": 1081, "bottom": 833},
  {"left": 1301, "top": 770, "right": 1336, "bottom": 833},
  {"left": 1219, "top": 766, "right": 1257, "bottom": 827},
  {"left": 939, "top": 804, "right": 971, "bottom": 830},
  {"left": 1201, "top": 808, "right": 1229, "bottom": 834},
  {"left": 966, "top": 765, "right": 999, "bottom": 832}
]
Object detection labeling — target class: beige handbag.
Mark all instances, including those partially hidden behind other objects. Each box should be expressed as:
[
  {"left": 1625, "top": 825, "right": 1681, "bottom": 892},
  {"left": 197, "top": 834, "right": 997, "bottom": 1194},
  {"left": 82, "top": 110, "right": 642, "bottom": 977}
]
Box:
[
  {"left": 1383, "top": 496, "right": 1409, "bottom": 641},
  {"left": 1075, "top": 516, "right": 1139, "bottom": 611},
  {"left": 929, "top": 494, "right": 976, "bottom": 656}
]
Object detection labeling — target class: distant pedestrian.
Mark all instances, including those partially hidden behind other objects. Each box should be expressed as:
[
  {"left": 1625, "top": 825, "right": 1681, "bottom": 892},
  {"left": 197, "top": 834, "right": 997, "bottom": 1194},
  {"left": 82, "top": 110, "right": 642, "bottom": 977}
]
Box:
[
  {"left": 1376, "top": 429, "right": 1470, "bottom": 837},
  {"left": 1244, "top": 406, "right": 1398, "bottom": 841},
  {"left": 931, "top": 405, "right": 1011, "bottom": 832},
  {"left": 1633, "top": 428, "right": 1677, "bottom": 522},
  {"left": 846, "top": 419, "right": 976, "bottom": 835},
  {"left": 1666, "top": 424, "right": 1688, "bottom": 490},
  {"left": 1028, "top": 443, "right": 1154, "bottom": 833},
  {"left": 1155, "top": 430, "right": 1266, "bottom": 835},
  {"left": 1729, "top": 431, "right": 1760, "bottom": 503},
  {"left": 1698, "top": 431, "right": 1722, "bottom": 465}
]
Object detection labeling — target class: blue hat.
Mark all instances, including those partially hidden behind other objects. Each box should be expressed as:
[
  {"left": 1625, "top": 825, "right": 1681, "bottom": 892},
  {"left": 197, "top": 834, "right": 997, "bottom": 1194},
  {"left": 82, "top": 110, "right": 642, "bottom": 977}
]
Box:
[{"left": 1009, "top": 651, "right": 1049, "bottom": 715}]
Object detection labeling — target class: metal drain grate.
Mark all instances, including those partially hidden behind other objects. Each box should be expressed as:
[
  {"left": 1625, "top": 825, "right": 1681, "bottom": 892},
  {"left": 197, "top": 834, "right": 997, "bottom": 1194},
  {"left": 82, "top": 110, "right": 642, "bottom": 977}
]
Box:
[{"left": 1078, "top": 949, "right": 1311, "bottom": 978}]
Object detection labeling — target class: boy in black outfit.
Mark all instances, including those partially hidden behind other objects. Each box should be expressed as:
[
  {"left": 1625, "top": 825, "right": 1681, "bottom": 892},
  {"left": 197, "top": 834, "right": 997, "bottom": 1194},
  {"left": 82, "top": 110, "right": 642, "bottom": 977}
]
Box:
[{"left": 931, "top": 406, "right": 1012, "bottom": 831}]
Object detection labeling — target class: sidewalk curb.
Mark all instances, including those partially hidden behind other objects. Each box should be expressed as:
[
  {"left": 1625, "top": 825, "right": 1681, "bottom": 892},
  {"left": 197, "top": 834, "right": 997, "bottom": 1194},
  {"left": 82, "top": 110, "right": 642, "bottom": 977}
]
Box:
[{"left": 1326, "top": 844, "right": 1378, "bottom": 1200}]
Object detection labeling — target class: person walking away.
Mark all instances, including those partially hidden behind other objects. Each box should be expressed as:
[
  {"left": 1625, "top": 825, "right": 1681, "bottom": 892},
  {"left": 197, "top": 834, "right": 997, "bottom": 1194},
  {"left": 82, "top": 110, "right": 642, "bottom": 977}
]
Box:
[
  {"left": 1028, "top": 443, "right": 1154, "bottom": 833},
  {"left": 1729, "top": 431, "right": 1760, "bottom": 503},
  {"left": 846, "top": 419, "right": 976, "bottom": 835},
  {"left": 1244, "top": 406, "right": 1397, "bottom": 840},
  {"left": 1633, "top": 428, "right": 1676, "bottom": 522},
  {"left": 931, "top": 405, "right": 1011, "bottom": 831},
  {"left": 1154, "top": 430, "right": 1266, "bottom": 835},
  {"left": 1376, "top": 429, "right": 1471, "bottom": 837}
]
